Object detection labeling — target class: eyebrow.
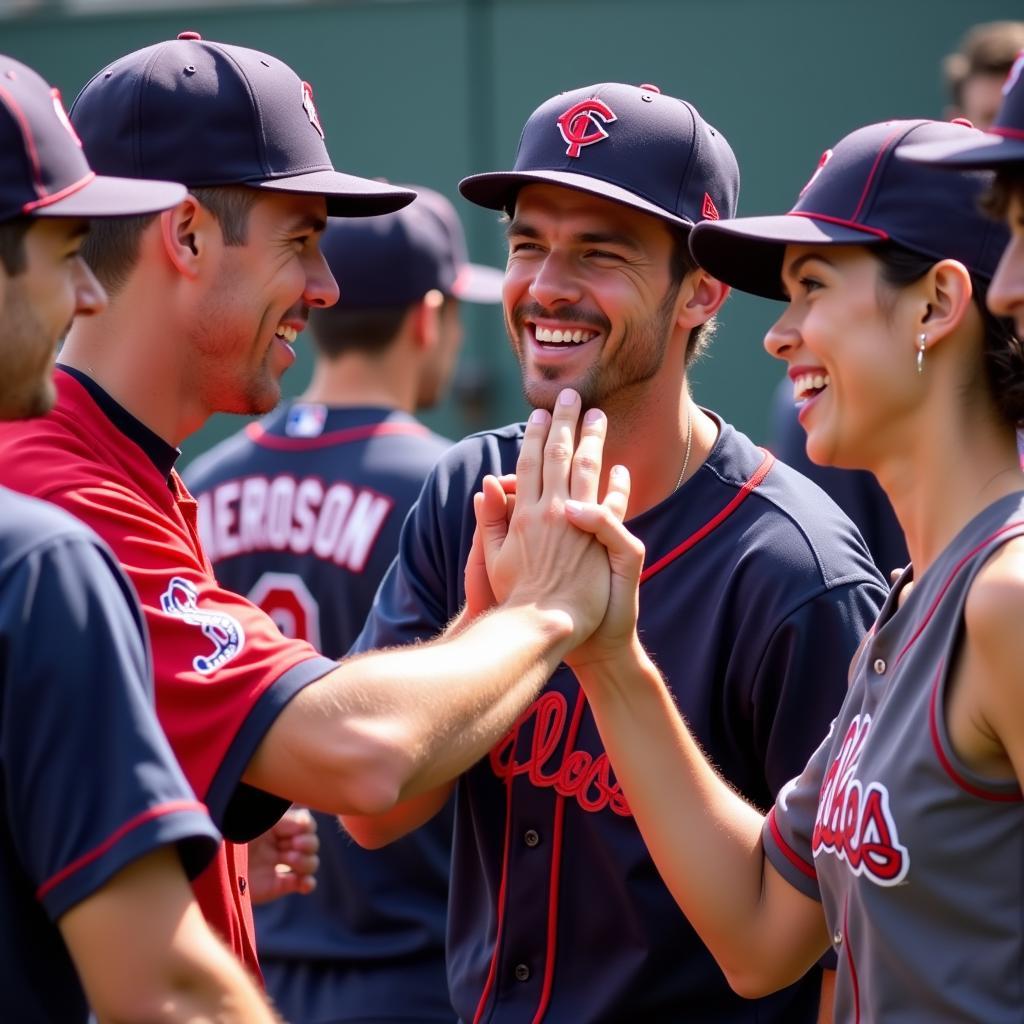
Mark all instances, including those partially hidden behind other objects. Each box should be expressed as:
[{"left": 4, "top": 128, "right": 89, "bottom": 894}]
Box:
[
  {"left": 782, "top": 251, "right": 835, "bottom": 279},
  {"left": 288, "top": 213, "right": 328, "bottom": 234},
  {"left": 504, "top": 220, "right": 642, "bottom": 253}
]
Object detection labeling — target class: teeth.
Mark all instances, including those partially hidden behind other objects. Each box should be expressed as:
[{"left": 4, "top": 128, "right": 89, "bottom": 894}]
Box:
[
  {"left": 793, "top": 372, "right": 831, "bottom": 401},
  {"left": 534, "top": 326, "right": 595, "bottom": 344},
  {"left": 276, "top": 324, "right": 298, "bottom": 344}
]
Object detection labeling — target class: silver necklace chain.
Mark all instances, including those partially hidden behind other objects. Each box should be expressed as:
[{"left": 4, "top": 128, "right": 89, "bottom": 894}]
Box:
[{"left": 674, "top": 405, "right": 693, "bottom": 492}]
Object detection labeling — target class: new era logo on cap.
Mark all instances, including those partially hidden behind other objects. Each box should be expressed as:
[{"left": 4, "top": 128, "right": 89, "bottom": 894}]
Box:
[{"left": 460, "top": 82, "right": 739, "bottom": 231}]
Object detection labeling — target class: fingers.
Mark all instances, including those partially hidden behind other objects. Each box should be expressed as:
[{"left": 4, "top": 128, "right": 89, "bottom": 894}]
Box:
[
  {"left": 602, "top": 464, "right": 631, "bottom": 523},
  {"left": 564, "top": 493, "right": 645, "bottom": 576},
  {"left": 571, "top": 408, "right": 607, "bottom": 504},
  {"left": 516, "top": 407, "right": 551, "bottom": 505},
  {"left": 272, "top": 807, "right": 317, "bottom": 841},
  {"left": 542, "top": 389, "right": 582, "bottom": 502}
]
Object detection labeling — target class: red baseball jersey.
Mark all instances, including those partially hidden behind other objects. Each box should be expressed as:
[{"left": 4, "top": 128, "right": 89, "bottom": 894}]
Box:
[{"left": 0, "top": 367, "right": 336, "bottom": 975}]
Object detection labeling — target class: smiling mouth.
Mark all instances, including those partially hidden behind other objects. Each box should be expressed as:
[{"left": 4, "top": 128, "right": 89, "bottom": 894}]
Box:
[
  {"left": 793, "top": 371, "right": 831, "bottom": 402},
  {"left": 532, "top": 325, "right": 599, "bottom": 347},
  {"left": 275, "top": 324, "right": 299, "bottom": 344}
]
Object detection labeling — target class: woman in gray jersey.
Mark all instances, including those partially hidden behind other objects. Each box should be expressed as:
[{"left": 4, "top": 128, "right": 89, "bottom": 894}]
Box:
[{"left": 516, "top": 115, "right": 1024, "bottom": 1022}]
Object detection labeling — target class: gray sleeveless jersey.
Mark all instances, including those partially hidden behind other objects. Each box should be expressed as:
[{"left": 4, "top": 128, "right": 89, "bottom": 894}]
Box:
[{"left": 765, "top": 492, "right": 1024, "bottom": 1022}]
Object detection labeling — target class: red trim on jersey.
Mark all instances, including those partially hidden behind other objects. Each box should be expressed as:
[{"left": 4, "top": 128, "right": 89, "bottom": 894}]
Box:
[
  {"left": 990, "top": 125, "right": 1024, "bottom": 141},
  {"left": 843, "top": 899, "right": 861, "bottom": 1024},
  {"left": 472, "top": 726, "right": 520, "bottom": 1024},
  {"left": 766, "top": 807, "right": 817, "bottom": 880},
  {"left": 36, "top": 799, "right": 208, "bottom": 900},
  {"left": 0, "top": 85, "right": 44, "bottom": 198},
  {"left": 531, "top": 689, "right": 587, "bottom": 1024},
  {"left": 928, "top": 660, "right": 1024, "bottom": 802},
  {"left": 851, "top": 125, "right": 904, "bottom": 222},
  {"left": 894, "top": 520, "right": 1024, "bottom": 668},
  {"left": 640, "top": 449, "right": 775, "bottom": 583},
  {"left": 21, "top": 171, "right": 96, "bottom": 213},
  {"left": 245, "top": 420, "right": 430, "bottom": 452},
  {"left": 788, "top": 211, "right": 890, "bottom": 240}
]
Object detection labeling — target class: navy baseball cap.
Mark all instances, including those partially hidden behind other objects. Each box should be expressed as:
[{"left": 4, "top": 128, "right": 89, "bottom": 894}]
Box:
[
  {"left": 689, "top": 119, "right": 1008, "bottom": 301},
  {"left": 69, "top": 32, "right": 415, "bottom": 217},
  {"left": 459, "top": 83, "right": 738, "bottom": 230},
  {"left": 320, "top": 186, "right": 503, "bottom": 308},
  {"left": 899, "top": 50, "right": 1024, "bottom": 169},
  {"left": 0, "top": 54, "right": 185, "bottom": 224}
]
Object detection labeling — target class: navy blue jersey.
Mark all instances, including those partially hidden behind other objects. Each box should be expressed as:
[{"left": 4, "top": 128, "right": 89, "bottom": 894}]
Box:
[
  {"left": 770, "top": 376, "right": 909, "bottom": 578},
  {"left": 353, "top": 414, "right": 888, "bottom": 1024},
  {"left": 0, "top": 485, "right": 219, "bottom": 1022},
  {"left": 185, "top": 401, "right": 456, "bottom": 1023}
]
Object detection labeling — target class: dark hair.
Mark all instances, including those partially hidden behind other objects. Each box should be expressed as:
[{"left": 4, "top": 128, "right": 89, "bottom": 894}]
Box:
[
  {"left": 307, "top": 304, "right": 411, "bottom": 359},
  {"left": 0, "top": 216, "right": 32, "bottom": 275},
  {"left": 80, "top": 184, "right": 258, "bottom": 295},
  {"left": 872, "top": 241, "right": 1024, "bottom": 427},
  {"left": 981, "top": 168, "right": 1024, "bottom": 221},
  {"left": 943, "top": 21, "right": 1024, "bottom": 107}
]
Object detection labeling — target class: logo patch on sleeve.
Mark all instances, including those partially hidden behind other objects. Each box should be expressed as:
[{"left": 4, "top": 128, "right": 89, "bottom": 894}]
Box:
[{"left": 160, "top": 576, "right": 245, "bottom": 674}]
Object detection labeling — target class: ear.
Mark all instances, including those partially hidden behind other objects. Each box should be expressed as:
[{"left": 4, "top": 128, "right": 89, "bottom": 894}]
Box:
[
  {"left": 158, "top": 195, "right": 219, "bottom": 281},
  {"left": 918, "top": 258, "right": 974, "bottom": 352},
  {"left": 674, "top": 268, "right": 731, "bottom": 330},
  {"left": 410, "top": 289, "right": 445, "bottom": 352}
]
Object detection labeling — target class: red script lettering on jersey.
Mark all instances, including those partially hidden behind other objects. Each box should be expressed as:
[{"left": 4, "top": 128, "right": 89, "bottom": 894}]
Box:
[
  {"left": 812, "top": 714, "right": 910, "bottom": 886},
  {"left": 489, "top": 691, "right": 631, "bottom": 816}
]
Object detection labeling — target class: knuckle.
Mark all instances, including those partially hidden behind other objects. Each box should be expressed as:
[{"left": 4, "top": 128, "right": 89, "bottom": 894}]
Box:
[
  {"left": 573, "top": 453, "right": 601, "bottom": 476},
  {"left": 544, "top": 441, "right": 573, "bottom": 463}
]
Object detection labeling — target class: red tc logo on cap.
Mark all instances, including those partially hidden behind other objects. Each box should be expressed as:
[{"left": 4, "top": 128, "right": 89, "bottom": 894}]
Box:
[
  {"left": 301, "top": 81, "right": 325, "bottom": 139},
  {"left": 557, "top": 99, "right": 617, "bottom": 158}
]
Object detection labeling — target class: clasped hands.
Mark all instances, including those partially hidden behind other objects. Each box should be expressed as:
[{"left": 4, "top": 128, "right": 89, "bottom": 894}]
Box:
[{"left": 466, "top": 388, "right": 645, "bottom": 670}]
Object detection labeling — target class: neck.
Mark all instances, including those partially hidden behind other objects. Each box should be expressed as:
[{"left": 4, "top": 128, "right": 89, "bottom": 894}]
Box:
[
  {"left": 873, "top": 405, "right": 1023, "bottom": 578},
  {"left": 301, "top": 348, "right": 416, "bottom": 413},
  {"left": 60, "top": 297, "right": 205, "bottom": 447},
  {"left": 598, "top": 375, "right": 716, "bottom": 519}
]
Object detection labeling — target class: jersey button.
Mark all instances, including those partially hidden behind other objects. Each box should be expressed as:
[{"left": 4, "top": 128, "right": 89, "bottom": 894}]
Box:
[
  {"left": 514, "top": 963, "right": 531, "bottom": 982},
  {"left": 873, "top": 658, "right": 887, "bottom": 674},
  {"left": 833, "top": 929, "right": 843, "bottom": 947},
  {"left": 524, "top": 829, "right": 540, "bottom": 847}
]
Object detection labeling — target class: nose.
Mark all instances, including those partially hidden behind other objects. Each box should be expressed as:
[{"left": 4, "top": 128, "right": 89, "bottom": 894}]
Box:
[
  {"left": 528, "top": 251, "right": 583, "bottom": 309},
  {"left": 304, "top": 244, "right": 340, "bottom": 308},
  {"left": 763, "top": 304, "right": 801, "bottom": 361},
  {"left": 986, "top": 237, "right": 1024, "bottom": 323},
  {"left": 73, "top": 256, "right": 107, "bottom": 317}
]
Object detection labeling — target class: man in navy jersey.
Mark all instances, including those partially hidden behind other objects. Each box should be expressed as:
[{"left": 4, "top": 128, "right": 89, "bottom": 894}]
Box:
[
  {"left": 186, "top": 186, "right": 502, "bottom": 1023},
  {"left": 0, "top": 53, "right": 278, "bottom": 1022},
  {"left": 342, "top": 83, "right": 888, "bottom": 1023}
]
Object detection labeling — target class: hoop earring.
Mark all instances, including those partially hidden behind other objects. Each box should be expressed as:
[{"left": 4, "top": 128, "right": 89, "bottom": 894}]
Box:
[{"left": 916, "top": 332, "right": 926, "bottom": 375}]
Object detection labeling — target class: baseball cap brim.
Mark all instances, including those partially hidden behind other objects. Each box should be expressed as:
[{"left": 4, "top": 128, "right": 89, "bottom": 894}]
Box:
[
  {"left": 257, "top": 170, "right": 416, "bottom": 217},
  {"left": 28, "top": 171, "right": 187, "bottom": 219},
  {"left": 452, "top": 262, "right": 504, "bottom": 303},
  {"left": 459, "top": 169, "right": 694, "bottom": 228},
  {"left": 898, "top": 132, "right": 1024, "bottom": 171},
  {"left": 689, "top": 214, "right": 886, "bottom": 301}
]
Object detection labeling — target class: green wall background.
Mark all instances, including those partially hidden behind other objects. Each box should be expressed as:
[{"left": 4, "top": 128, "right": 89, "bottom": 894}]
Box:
[{"left": 1, "top": 0, "right": 1016, "bottom": 463}]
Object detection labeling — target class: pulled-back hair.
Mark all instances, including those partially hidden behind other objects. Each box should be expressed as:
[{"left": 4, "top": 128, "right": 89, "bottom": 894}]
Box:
[{"left": 872, "top": 241, "right": 1024, "bottom": 427}]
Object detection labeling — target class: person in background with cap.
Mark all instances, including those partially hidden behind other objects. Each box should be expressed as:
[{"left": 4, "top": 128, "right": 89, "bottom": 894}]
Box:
[
  {"left": 0, "top": 34, "right": 623, "bottom": 987},
  {"left": 341, "top": 82, "right": 885, "bottom": 1023},
  {"left": 0, "top": 53, "right": 281, "bottom": 1023},
  {"left": 547, "top": 115, "right": 1022, "bottom": 1021},
  {"left": 184, "top": 186, "right": 503, "bottom": 1024}
]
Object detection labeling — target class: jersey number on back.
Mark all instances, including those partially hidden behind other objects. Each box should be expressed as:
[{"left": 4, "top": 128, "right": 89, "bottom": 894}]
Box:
[{"left": 248, "top": 572, "right": 322, "bottom": 650}]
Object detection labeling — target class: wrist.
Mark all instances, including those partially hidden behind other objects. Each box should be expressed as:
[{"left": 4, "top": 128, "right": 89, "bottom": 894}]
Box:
[{"left": 570, "top": 634, "right": 652, "bottom": 690}]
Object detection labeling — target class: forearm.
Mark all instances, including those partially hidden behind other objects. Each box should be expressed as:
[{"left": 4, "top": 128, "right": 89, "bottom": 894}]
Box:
[
  {"left": 251, "top": 602, "right": 574, "bottom": 815},
  {"left": 576, "top": 641, "right": 826, "bottom": 991}
]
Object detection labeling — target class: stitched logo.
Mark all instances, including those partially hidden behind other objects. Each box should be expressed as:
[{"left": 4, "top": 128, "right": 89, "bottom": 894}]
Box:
[
  {"left": 701, "top": 192, "right": 720, "bottom": 220},
  {"left": 812, "top": 714, "right": 910, "bottom": 886},
  {"left": 556, "top": 99, "right": 617, "bottom": 158},
  {"left": 301, "top": 81, "right": 325, "bottom": 139},
  {"left": 490, "top": 691, "right": 631, "bottom": 816},
  {"left": 799, "top": 148, "right": 833, "bottom": 198},
  {"left": 160, "top": 576, "right": 245, "bottom": 675}
]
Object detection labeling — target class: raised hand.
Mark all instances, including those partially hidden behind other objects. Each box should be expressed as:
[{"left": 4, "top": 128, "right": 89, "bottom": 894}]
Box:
[
  {"left": 475, "top": 389, "right": 616, "bottom": 648},
  {"left": 247, "top": 806, "right": 320, "bottom": 905}
]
